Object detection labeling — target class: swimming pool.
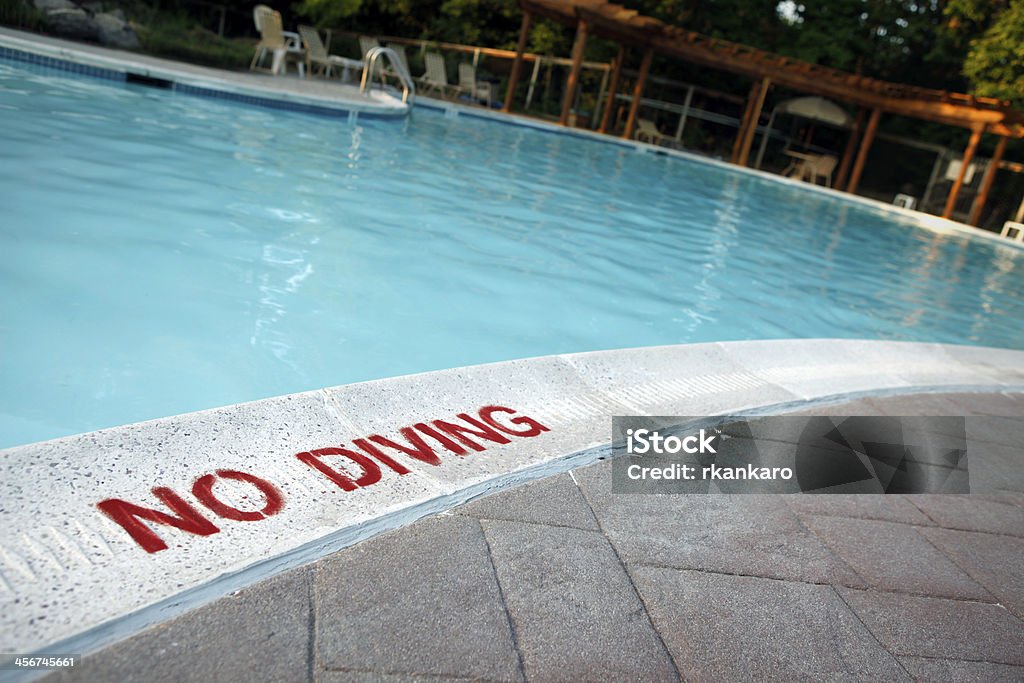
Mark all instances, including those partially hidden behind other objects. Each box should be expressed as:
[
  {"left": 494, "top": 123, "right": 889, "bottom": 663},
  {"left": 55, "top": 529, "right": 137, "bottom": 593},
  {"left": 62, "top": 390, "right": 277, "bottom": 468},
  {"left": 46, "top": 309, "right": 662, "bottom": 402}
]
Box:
[{"left": 1, "top": 60, "right": 1022, "bottom": 448}]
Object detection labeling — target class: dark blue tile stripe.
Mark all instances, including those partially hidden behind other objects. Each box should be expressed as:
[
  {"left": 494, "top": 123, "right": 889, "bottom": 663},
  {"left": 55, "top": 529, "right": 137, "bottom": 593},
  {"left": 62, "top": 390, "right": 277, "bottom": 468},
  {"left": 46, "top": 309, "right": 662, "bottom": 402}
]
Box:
[
  {"left": 0, "top": 45, "right": 394, "bottom": 120},
  {"left": 0, "top": 45, "right": 124, "bottom": 81},
  {"left": 171, "top": 82, "right": 389, "bottom": 119}
]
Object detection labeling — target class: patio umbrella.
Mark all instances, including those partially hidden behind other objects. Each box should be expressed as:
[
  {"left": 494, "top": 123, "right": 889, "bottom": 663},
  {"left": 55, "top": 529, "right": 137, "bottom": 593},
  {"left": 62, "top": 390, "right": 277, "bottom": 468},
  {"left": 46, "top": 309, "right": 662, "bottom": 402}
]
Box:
[{"left": 754, "top": 96, "right": 853, "bottom": 169}]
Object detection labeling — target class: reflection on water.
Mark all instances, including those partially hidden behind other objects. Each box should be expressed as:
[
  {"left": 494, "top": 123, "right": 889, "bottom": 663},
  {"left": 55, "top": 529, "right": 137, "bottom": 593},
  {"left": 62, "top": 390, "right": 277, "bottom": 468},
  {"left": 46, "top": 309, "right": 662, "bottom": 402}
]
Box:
[{"left": 0, "top": 61, "right": 1022, "bottom": 446}]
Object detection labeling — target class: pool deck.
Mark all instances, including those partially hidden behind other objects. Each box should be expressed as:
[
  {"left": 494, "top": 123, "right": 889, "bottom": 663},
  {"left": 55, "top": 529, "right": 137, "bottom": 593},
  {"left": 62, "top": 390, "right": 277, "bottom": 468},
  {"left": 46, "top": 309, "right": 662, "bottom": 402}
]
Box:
[
  {"left": 1, "top": 339, "right": 1024, "bottom": 682},
  {"left": 0, "top": 27, "right": 409, "bottom": 117},
  {"left": 37, "top": 389, "right": 1024, "bottom": 682}
]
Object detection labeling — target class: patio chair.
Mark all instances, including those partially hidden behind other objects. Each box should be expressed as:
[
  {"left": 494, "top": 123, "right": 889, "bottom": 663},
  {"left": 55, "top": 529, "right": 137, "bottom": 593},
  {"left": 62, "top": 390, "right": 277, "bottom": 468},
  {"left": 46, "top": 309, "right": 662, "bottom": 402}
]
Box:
[
  {"left": 359, "top": 35, "right": 385, "bottom": 81},
  {"left": 420, "top": 52, "right": 456, "bottom": 98},
  {"left": 250, "top": 5, "right": 305, "bottom": 77},
  {"left": 785, "top": 154, "right": 837, "bottom": 187},
  {"left": 1001, "top": 221, "right": 1024, "bottom": 242},
  {"left": 385, "top": 45, "right": 411, "bottom": 83},
  {"left": 893, "top": 193, "right": 917, "bottom": 210},
  {"left": 298, "top": 25, "right": 363, "bottom": 82},
  {"left": 457, "top": 62, "right": 494, "bottom": 107},
  {"left": 635, "top": 118, "right": 668, "bottom": 146}
]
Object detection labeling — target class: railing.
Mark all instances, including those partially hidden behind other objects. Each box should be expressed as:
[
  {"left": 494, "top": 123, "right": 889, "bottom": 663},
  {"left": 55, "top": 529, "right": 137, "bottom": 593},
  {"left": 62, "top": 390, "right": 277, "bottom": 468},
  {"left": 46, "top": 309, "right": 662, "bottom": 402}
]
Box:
[{"left": 360, "top": 46, "right": 415, "bottom": 106}]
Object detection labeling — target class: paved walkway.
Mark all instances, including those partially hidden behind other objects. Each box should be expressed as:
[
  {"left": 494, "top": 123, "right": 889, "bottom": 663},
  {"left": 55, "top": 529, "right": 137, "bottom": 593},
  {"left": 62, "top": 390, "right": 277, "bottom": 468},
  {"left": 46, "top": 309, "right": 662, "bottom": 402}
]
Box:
[{"left": 47, "top": 392, "right": 1024, "bottom": 682}]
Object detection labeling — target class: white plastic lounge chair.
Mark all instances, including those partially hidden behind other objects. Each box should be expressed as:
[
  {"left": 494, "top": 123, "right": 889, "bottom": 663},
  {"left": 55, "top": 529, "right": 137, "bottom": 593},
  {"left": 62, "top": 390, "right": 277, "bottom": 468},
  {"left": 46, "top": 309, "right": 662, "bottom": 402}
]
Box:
[
  {"left": 298, "top": 25, "right": 363, "bottom": 81},
  {"left": 362, "top": 39, "right": 409, "bottom": 87},
  {"left": 893, "top": 193, "right": 917, "bottom": 210},
  {"left": 420, "top": 52, "right": 456, "bottom": 98},
  {"left": 457, "top": 62, "right": 494, "bottom": 107},
  {"left": 635, "top": 119, "right": 667, "bottom": 145},
  {"left": 383, "top": 45, "right": 411, "bottom": 84},
  {"left": 785, "top": 154, "right": 837, "bottom": 187},
  {"left": 359, "top": 36, "right": 385, "bottom": 81},
  {"left": 1001, "top": 221, "right": 1024, "bottom": 242},
  {"left": 250, "top": 5, "right": 305, "bottom": 77}
]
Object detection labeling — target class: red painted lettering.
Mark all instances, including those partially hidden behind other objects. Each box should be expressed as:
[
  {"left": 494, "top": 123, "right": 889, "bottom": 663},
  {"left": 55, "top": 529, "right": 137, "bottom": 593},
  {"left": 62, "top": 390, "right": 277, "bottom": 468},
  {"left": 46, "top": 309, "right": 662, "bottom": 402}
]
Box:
[
  {"left": 369, "top": 426, "right": 453, "bottom": 465},
  {"left": 478, "top": 406, "right": 550, "bottom": 437},
  {"left": 411, "top": 423, "right": 469, "bottom": 456},
  {"left": 296, "top": 447, "right": 381, "bottom": 491},
  {"left": 192, "top": 470, "right": 284, "bottom": 522},
  {"left": 432, "top": 416, "right": 512, "bottom": 451},
  {"left": 97, "top": 488, "right": 219, "bottom": 554},
  {"left": 352, "top": 438, "right": 412, "bottom": 475}
]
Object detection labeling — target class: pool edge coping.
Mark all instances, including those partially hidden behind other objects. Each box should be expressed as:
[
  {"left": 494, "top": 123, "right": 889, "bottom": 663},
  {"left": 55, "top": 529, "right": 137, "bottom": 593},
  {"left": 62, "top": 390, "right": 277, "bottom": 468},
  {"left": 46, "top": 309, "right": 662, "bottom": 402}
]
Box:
[
  {"left": 0, "top": 26, "right": 409, "bottom": 117},
  {"left": 2, "top": 338, "right": 1024, "bottom": 680}
]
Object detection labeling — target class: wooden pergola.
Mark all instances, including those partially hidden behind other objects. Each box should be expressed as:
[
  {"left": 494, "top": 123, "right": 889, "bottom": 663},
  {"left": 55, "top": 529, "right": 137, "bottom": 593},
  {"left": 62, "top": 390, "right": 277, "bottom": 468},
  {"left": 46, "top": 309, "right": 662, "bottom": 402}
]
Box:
[{"left": 505, "top": 0, "right": 1024, "bottom": 225}]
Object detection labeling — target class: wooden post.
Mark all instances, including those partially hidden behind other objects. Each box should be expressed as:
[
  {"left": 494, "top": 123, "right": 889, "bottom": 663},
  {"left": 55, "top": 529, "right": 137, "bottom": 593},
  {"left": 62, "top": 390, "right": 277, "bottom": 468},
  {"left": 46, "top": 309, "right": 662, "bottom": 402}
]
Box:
[
  {"left": 622, "top": 47, "right": 653, "bottom": 140},
  {"left": 835, "top": 108, "right": 865, "bottom": 190},
  {"left": 731, "top": 79, "right": 763, "bottom": 163},
  {"left": 736, "top": 78, "right": 770, "bottom": 167},
  {"left": 560, "top": 19, "right": 588, "bottom": 126},
  {"left": 968, "top": 135, "right": 1006, "bottom": 226},
  {"left": 943, "top": 126, "right": 983, "bottom": 219},
  {"left": 598, "top": 45, "right": 624, "bottom": 134},
  {"left": 502, "top": 11, "right": 532, "bottom": 113},
  {"left": 846, "top": 107, "right": 881, "bottom": 194}
]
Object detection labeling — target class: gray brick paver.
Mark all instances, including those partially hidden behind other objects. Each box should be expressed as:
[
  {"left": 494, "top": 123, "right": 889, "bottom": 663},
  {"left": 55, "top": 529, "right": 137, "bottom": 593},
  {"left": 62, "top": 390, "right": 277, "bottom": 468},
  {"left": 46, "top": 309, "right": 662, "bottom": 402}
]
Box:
[
  {"left": 801, "top": 515, "right": 993, "bottom": 600},
  {"left": 838, "top": 587, "right": 1024, "bottom": 665},
  {"left": 313, "top": 515, "right": 523, "bottom": 682},
  {"left": 631, "top": 567, "right": 909, "bottom": 681},
  {"left": 480, "top": 518, "right": 679, "bottom": 682}
]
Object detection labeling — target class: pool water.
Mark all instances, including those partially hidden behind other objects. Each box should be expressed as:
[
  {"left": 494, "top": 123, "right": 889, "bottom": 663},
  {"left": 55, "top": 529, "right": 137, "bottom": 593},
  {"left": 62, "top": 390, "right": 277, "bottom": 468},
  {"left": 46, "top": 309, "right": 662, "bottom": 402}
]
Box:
[{"left": 1, "top": 61, "right": 1022, "bottom": 447}]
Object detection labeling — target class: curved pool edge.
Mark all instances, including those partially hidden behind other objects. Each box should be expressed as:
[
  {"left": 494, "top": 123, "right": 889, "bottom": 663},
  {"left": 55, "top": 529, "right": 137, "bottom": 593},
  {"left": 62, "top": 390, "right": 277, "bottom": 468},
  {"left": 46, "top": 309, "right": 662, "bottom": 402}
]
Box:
[
  {"left": 0, "top": 26, "right": 410, "bottom": 118},
  {"left": 1, "top": 339, "right": 1024, "bottom": 675}
]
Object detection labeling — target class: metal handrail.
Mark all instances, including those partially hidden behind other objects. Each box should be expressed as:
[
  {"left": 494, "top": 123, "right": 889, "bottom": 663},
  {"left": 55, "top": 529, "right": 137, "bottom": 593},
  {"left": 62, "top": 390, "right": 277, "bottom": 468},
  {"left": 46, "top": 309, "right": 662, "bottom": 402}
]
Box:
[{"left": 359, "top": 46, "right": 415, "bottom": 106}]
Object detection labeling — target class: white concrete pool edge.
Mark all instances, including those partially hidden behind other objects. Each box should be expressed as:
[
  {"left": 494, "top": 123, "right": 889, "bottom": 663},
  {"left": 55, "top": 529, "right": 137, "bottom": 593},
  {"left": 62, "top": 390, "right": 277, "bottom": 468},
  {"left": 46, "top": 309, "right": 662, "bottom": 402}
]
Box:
[
  {"left": 0, "top": 27, "right": 409, "bottom": 116},
  {"left": 1, "top": 339, "right": 1024, "bottom": 679}
]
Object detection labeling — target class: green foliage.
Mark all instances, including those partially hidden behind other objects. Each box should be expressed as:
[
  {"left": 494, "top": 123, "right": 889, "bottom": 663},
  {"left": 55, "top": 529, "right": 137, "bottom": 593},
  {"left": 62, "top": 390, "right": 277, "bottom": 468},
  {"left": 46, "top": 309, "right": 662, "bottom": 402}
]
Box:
[
  {"left": 636, "top": 0, "right": 794, "bottom": 49},
  {"left": 294, "top": 0, "right": 362, "bottom": 28},
  {"left": 0, "top": 0, "right": 44, "bottom": 31},
  {"left": 526, "top": 18, "right": 570, "bottom": 56},
  {"left": 295, "top": 0, "right": 520, "bottom": 46},
  {"left": 136, "top": 13, "right": 253, "bottom": 70},
  {"left": 961, "top": 0, "right": 1024, "bottom": 106},
  {"left": 782, "top": 0, "right": 959, "bottom": 86}
]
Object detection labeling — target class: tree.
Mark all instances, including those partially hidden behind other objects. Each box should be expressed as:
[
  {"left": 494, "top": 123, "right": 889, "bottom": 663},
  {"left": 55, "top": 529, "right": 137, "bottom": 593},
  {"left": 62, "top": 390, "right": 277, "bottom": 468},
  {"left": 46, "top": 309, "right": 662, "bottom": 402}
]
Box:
[{"left": 960, "top": 0, "right": 1024, "bottom": 106}]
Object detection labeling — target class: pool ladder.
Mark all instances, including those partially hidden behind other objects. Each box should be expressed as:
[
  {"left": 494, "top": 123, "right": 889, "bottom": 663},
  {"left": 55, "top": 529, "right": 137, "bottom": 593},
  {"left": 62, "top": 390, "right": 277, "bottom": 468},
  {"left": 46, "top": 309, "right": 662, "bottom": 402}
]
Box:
[{"left": 360, "top": 47, "right": 415, "bottom": 107}]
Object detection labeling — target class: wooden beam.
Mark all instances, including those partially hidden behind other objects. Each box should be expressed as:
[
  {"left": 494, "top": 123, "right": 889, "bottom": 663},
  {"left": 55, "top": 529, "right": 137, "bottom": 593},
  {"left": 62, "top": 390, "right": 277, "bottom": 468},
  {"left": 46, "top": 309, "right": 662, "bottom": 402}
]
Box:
[
  {"left": 846, "top": 107, "right": 881, "bottom": 194},
  {"left": 944, "top": 126, "right": 984, "bottom": 219},
  {"left": 502, "top": 11, "right": 532, "bottom": 113},
  {"left": 527, "top": 0, "right": 1024, "bottom": 138},
  {"left": 599, "top": 45, "right": 624, "bottom": 134},
  {"left": 622, "top": 46, "right": 653, "bottom": 140},
  {"left": 835, "top": 108, "right": 866, "bottom": 190},
  {"left": 533, "top": 1, "right": 1024, "bottom": 136},
  {"left": 969, "top": 135, "right": 1007, "bottom": 226},
  {"left": 560, "top": 19, "right": 589, "bottom": 126},
  {"left": 731, "top": 79, "right": 760, "bottom": 163},
  {"left": 736, "top": 78, "right": 770, "bottom": 167}
]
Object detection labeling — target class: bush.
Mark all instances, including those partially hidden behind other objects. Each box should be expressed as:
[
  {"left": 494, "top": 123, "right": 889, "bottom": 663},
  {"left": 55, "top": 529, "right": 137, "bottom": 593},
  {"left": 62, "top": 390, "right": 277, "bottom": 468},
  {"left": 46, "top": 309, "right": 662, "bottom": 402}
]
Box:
[
  {"left": 135, "top": 14, "right": 253, "bottom": 70},
  {"left": 0, "top": 0, "right": 45, "bottom": 31}
]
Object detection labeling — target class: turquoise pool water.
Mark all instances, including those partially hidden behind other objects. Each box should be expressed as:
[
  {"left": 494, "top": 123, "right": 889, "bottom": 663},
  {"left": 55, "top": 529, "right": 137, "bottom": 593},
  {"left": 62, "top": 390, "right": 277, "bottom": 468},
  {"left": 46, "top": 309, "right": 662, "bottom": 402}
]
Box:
[{"left": 1, "top": 61, "right": 1022, "bottom": 447}]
